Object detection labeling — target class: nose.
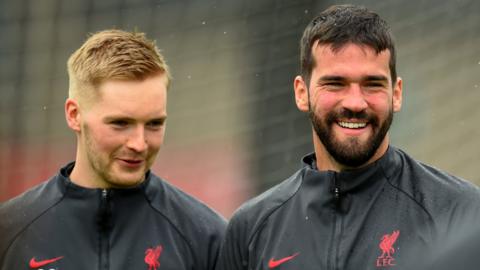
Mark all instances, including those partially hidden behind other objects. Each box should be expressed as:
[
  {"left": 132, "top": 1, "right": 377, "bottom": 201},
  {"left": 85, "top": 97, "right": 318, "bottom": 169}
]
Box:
[
  {"left": 126, "top": 126, "right": 148, "bottom": 153},
  {"left": 341, "top": 84, "right": 368, "bottom": 112}
]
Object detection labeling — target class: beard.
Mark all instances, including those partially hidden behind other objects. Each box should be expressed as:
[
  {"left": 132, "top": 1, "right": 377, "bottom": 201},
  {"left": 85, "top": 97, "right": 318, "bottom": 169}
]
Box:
[
  {"left": 83, "top": 123, "right": 118, "bottom": 185},
  {"left": 83, "top": 123, "right": 150, "bottom": 187},
  {"left": 309, "top": 106, "right": 393, "bottom": 168}
]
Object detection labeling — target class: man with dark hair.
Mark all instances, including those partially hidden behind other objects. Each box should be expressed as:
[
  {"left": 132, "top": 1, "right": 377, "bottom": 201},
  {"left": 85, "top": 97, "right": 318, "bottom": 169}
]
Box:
[
  {"left": 0, "top": 29, "right": 226, "bottom": 270},
  {"left": 215, "top": 5, "right": 480, "bottom": 270}
]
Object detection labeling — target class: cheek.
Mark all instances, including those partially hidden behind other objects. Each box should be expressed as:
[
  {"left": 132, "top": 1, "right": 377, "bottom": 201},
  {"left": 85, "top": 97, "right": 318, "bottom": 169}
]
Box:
[
  {"left": 96, "top": 137, "right": 120, "bottom": 152},
  {"left": 89, "top": 127, "right": 125, "bottom": 152},
  {"left": 312, "top": 92, "right": 338, "bottom": 113},
  {"left": 146, "top": 131, "right": 165, "bottom": 151},
  {"left": 366, "top": 95, "right": 393, "bottom": 114}
]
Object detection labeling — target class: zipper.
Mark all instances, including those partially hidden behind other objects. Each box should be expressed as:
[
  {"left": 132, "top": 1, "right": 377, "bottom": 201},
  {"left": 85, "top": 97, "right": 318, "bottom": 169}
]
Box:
[
  {"left": 99, "top": 189, "right": 111, "bottom": 270},
  {"left": 334, "top": 186, "right": 341, "bottom": 208},
  {"left": 328, "top": 174, "right": 343, "bottom": 270}
]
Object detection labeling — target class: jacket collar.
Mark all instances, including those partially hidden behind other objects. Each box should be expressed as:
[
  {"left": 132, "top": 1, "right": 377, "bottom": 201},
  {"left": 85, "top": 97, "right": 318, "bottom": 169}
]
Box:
[
  {"left": 56, "top": 162, "right": 152, "bottom": 197},
  {"left": 301, "top": 146, "right": 400, "bottom": 193}
]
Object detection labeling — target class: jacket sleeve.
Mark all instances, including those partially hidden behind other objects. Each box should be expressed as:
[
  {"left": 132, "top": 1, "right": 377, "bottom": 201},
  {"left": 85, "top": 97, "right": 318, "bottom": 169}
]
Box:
[
  {"left": 438, "top": 182, "right": 480, "bottom": 238},
  {"left": 215, "top": 211, "right": 250, "bottom": 270},
  {"left": 205, "top": 218, "right": 227, "bottom": 270},
  {"left": 419, "top": 184, "right": 480, "bottom": 270}
]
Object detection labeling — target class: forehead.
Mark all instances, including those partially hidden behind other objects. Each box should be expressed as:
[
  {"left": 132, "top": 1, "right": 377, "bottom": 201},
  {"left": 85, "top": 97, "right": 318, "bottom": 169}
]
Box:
[
  {"left": 312, "top": 42, "right": 391, "bottom": 78},
  {"left": 91, "top": 74, "right": 168, "bottom": 117}
]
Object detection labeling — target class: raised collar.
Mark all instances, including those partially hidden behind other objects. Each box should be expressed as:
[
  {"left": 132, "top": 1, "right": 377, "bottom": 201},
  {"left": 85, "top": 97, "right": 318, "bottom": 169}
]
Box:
[
  {"left": 56, "top": 162, "right": 152, "bottom": 198},
  {"left": 301, "top": 146, "right": 401, "bottom": 193}
]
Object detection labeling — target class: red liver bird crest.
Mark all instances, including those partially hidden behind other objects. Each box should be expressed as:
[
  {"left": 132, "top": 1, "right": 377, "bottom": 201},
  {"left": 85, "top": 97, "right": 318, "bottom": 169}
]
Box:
[
  {"left": 379, "top": 230, "right": 400, "bottom": 258},
  {"left": 144, "top": 245, "right": 163, "bottom": 270}
]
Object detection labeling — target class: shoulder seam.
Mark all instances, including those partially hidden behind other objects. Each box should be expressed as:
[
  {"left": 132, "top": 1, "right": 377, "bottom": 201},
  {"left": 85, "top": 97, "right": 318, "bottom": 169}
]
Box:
[
  {"left": 246, "top": 169, "right": 305, "bottom": 247},
  {"left": 381, "top": 168, "right": 435, "bottom": 224},
  {"left": 146, "top": 198, "right": 196, "bottom": 249},
  {"left": 142, "top": 182, "right": 210, "bottom": 268},
  {"left": 1, "top": 187, "right": 66, "bottom": 263}
]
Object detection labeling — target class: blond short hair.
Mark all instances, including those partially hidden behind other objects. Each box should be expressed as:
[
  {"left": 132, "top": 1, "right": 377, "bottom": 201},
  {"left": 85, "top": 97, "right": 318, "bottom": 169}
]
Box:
[{"left": 67, "top": 29, "right": 171, "bottom": 102}]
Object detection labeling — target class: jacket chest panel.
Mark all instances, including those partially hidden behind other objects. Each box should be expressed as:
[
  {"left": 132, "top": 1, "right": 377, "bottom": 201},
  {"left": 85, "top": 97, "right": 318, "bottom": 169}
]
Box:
[
  {"left": 246, "top": 191, "right": 433, "bottom": 270},
  {"left": 3, "top": 207, "right": 195, "bottom": 270},
  {"left": 6, "top": 232, "right": 194, "bottom": 270}
]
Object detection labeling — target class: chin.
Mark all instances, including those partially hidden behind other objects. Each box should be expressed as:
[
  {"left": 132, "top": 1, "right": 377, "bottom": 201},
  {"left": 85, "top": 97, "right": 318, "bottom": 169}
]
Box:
[
  {"left": 110, "top": 178, "right": 143, "bottom": 188},
  {"left": 108, "top": 172, "right": 145, "bottom": 187}
]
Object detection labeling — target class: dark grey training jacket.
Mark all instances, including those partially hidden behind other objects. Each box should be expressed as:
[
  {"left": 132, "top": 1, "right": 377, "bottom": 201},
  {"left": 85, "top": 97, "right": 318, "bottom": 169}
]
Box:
[
  {"left": 0, "top": 163, "right": 226, "bottom": 270},
  {"left": 216, "top": 146, "right": 480, "bottom": 270}
]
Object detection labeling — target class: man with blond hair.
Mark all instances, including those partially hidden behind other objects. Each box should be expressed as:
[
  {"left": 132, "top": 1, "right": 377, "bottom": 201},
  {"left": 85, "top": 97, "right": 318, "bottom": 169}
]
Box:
[{"left": 0, "top": 29, "right": 226, "bottom": 270}]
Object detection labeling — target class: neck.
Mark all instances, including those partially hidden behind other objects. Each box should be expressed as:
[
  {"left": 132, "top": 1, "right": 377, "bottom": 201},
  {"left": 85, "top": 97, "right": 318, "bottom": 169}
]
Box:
[{"left": 69, "top": 144, "right": 104, "bottom": 189}]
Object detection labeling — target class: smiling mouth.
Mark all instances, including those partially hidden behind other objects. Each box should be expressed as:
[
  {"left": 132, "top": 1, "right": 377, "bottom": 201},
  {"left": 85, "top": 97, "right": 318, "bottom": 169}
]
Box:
[
  {"left": 338, "top": 121, "right": 367, "bottom": 129},
  {"left": 119, "top": 159, "right": 144, "bottom": 165}
]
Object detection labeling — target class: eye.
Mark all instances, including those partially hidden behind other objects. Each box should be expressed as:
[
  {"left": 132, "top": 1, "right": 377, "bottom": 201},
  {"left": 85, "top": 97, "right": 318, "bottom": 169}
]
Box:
[
  {"left": 322, "top": 81, "right": 345, "bottom": 91},
  {"left": 364, "top": 81, "right": 387, "bottom": 91},
  {"left": 366, "top": 82, "right": 384, "bottom": 87},
  {"left": 326, "top": 82, "right": 343, "bottom": 86},
  {"left": 110, "top": 119, "right": 129, "bottom": 128},
  {"left": 146, "top": 119, "right": 165, "bottom": 129}
]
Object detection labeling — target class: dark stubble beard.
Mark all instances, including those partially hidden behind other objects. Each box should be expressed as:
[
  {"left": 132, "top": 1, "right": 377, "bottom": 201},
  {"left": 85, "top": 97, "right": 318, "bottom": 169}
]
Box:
[{"left": 309, "top": 106, "right": 393, "bottom": 168}]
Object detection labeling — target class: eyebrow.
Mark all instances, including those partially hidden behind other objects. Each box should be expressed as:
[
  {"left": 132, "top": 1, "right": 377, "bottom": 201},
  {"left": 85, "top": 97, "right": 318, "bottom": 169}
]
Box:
[
  {"left": 318, "top": 75, "right": 344, "bottom": 82},
  {"left": 317, "top": 75, "right": 389, "bottom": 83},
  {"left": 103, "top": 115, "right": 167, "bottom": 123},
  {"left": 364, "top": 75, "right": 389, "bottom": 82}
]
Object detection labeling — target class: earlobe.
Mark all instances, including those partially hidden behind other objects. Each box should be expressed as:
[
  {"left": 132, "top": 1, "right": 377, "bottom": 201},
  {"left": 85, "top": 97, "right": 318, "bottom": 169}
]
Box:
[
  {"left": 65, "top": 98, "right": 81, "bottom": 132},
  {"left": 393, "top": 77, "right": 403, "bottom": 112},
  {"left": 294, "top": 76, "right": 310, "bottom": 112}
]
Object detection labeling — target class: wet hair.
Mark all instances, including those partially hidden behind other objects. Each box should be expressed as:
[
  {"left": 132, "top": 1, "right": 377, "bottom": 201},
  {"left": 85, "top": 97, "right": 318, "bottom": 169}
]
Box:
[
  {"left": 300, "top": 5, "right": 396, "bottom": 85},
  {"left": 67, "top": 29, "right": 171, "bottom": 101}
]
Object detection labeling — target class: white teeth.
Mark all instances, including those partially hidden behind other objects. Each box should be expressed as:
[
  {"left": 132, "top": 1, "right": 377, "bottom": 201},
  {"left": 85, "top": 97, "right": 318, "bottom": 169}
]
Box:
[{"left": 338, "top": 121, "right": 367, "bottom": 129}]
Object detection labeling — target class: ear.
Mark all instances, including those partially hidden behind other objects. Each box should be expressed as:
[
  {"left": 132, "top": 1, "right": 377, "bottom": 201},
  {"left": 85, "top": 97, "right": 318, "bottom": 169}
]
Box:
[
  {"left": 294, "top": 75, "right": 310, "bottom": 112},
  {"left": 65, "top": 98, "right": 81, "bottom": 132},
  {"left": 392, "top": 77, "right": 403, "bottom": 112}
]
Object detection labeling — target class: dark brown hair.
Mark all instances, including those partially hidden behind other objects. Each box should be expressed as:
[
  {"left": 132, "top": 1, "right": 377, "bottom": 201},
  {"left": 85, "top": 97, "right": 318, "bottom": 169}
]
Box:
[{"left": 300, "top": 5, "right": 396, "bottom": 85}]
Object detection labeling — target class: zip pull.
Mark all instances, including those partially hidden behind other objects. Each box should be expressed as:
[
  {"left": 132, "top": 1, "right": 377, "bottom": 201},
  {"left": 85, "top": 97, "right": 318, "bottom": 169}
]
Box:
[
  {"left": 99, "top": 189, "right": 110, "bottom": 216},
  {"left": 98, "top": 189, "right": 112, "bottom": 231},
  {"left": 333, "top": 175, "right": 342, "bottom": 209},
  {"left": 102, "top": 189, "right": 108, "bottom": 200}
]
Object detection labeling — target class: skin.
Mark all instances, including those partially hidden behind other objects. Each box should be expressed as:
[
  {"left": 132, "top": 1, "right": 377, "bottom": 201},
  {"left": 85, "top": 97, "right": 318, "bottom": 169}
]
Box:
[
  {"left": 65, "top": 73, "right": 168, "bottom": 188},
  {"left": 294, "top": 42, "right": 403, "bottom": 172}
]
